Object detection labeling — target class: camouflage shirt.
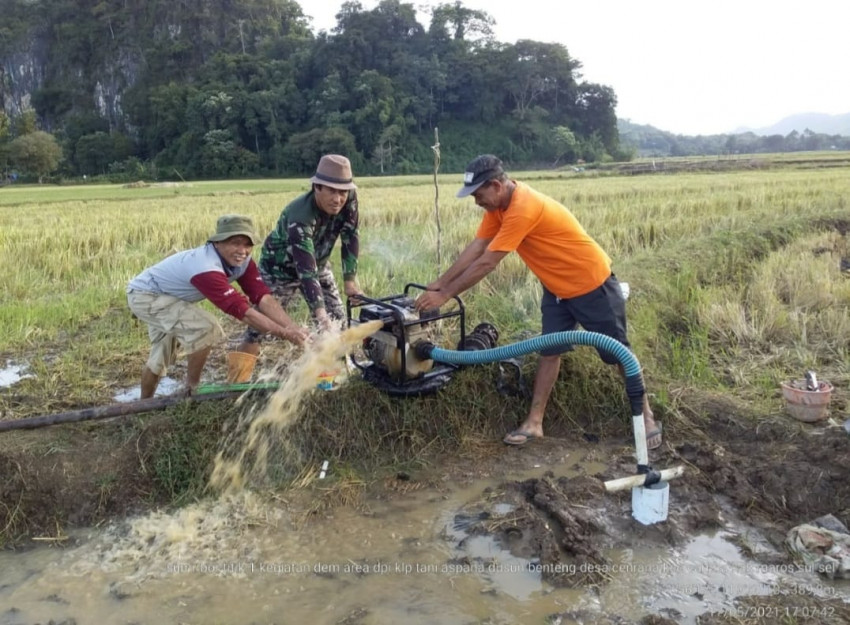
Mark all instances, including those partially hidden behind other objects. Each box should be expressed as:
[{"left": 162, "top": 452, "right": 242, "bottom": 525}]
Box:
[{"left": 259, "top": 189, "right": 359, "bottom": 312}]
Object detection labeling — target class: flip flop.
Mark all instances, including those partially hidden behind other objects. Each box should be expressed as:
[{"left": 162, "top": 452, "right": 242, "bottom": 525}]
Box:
[
  {"left": 646, "top": 423, "right": 663, "bottom": 450},
  {"left": 503, "top": 430, "right": 541, "bottom": 446}
]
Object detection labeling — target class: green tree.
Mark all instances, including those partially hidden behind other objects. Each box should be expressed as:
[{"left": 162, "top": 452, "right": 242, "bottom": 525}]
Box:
[
  {"left": 282, "top": 127, "right": 360, "bottom": 174},
  {"left": 13, "top": 110, "right": 38, "bottom": 136},
  {"left": 129, "top": 82, "right": 193, "bottom": 158},
  {"left": 763, "top": 134, "right": 786, "bottom": 152},
  {"left": 0, "top": 0, "right": 34, "bottom": 58},
  {"left": 31, "top": 86, "right": 74, "bottom": 128},
  {"left": 801, "top": 129, "right": 827, "bottom": 151},
  {"left": 350, "top": 69, "right": 408, "bottom": 156},
  {"left": 373, "top": 123, "right": 402, "bottom": 173},
  {"left": 0, "top": 112, "right": 9, "bottom": 142},
  {"left": 0, "top": 112, "right": 10, "bottom": 174},
  {"left": 577, "top": 132, "right": 606, "bottom": 163},
  {"left": 0, "top": 0, "right": 643, "bottom": 176},
  {"left": 199, "top": 129, "right": 258, "bottom": 178},
  {"left": 429, "top": 2, "right": 494, "bottom": 46},
  {"left": 75, "top": 131, "right": 133, "bottom": 175},
  {"left": 9, "top": 130, "right": 63, "bottom": 182},
  {"left": 502, "top": 41, "right": 578, "bottom": 122},
  {"left": 550, "top": 126, "right": 578, "bottom": 165},
  {"left": 573, "top": 83, "right": 619, "bottom": 158}
]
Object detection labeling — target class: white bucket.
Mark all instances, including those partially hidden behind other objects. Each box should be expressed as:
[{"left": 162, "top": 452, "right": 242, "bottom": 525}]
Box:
[{"left": 631, "top": 481, "right": 669, "bottom": 525}]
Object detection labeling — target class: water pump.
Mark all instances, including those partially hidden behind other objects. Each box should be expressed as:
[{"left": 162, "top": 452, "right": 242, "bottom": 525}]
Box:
[{"left": 346, "top": 284, "right": 498, "bottom": 396}]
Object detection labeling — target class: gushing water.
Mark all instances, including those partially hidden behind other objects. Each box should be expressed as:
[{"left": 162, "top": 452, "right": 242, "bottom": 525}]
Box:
[
  {"left": 46, "top": 320, "right": 386, "bottom": 589},
  {"left": 209, "top": 319, "right": 383, "bottom": 493},
  {"left": 67, "top": 491, "right": 280, "bottom": 586}
]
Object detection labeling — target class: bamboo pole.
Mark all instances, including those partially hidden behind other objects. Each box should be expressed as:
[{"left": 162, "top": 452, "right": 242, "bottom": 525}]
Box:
[
  {"left": 603, "top": 466, "right": 685, "bottom": 493},
  {"left": 431, "top": 127, "right": 442, "bottom": 272}
]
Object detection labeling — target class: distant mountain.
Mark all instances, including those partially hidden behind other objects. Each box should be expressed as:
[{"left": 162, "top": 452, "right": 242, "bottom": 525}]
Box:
[
  {"left": 734, "top": 112, "right": 850, "bottom": 136},
  {"left": 616, "top": 118, "right": 850, "bottom": 157}
]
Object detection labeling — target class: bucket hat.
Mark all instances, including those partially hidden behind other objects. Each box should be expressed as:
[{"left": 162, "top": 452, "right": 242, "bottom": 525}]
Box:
[{"left": 208, "top": 214, "right": 257, "bottom": 245}]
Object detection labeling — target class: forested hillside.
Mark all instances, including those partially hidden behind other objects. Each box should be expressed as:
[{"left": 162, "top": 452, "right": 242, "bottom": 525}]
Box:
[
  {"left": 0, "top": 0, "right": 626, "bottom": 181},
  {"left": 619, "top": 119, "right": 850, "bottom": 158}
]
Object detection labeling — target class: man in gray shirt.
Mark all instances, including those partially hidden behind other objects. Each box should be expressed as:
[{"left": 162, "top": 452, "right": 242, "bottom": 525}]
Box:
[{"left": 127, "top": 214, "right": 309, "bottom": 397}]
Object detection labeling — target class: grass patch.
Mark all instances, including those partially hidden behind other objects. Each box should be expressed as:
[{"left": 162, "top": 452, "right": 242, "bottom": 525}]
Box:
[{"left": 2, "top": 153, "right": 850, "bottom": 529}]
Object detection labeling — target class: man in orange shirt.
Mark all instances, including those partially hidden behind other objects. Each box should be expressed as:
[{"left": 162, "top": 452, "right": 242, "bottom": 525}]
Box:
[{"left": 414, "top": 155, "right": 660, "bottom": 449}]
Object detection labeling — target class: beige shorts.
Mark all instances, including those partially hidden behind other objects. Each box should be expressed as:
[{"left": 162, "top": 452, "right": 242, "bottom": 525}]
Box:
[{"left": 127, "top": 291, "right": 224, "bottom": 376}]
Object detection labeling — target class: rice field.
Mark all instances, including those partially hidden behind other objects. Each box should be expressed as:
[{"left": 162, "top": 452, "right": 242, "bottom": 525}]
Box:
[{"left": 2, "top": 154, "right": 850, "bottom": 417}]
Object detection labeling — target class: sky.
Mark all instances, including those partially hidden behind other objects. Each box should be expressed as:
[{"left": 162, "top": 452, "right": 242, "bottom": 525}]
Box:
[{"left": 302, "top": 0, "right": 850, "bottom": 136}]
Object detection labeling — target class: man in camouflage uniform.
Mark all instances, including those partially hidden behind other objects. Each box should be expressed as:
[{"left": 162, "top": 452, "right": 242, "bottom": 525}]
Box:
[{"left": 236, "top": 154, "right": 363, "bottom": 356}]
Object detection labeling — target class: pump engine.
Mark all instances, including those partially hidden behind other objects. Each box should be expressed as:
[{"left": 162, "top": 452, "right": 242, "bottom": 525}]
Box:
[{"left": 347, "top": 284, "right": 498, "bottom": 396}]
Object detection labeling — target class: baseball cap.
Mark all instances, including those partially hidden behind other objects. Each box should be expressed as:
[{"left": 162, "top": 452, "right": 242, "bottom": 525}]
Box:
[{"left": 456, "top": 154, "right": 504, "bottom": 198}]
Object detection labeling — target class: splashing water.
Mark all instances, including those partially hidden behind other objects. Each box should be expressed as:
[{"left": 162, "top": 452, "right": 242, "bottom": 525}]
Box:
[
  {"left": 209, "top": 319, "right": 383, "bottom": 494},
  {"left": 68, "top": 490, "right": 278, "bottom": 584},
  {"left": 13, "top": 321, "right": 385, "bottom": 588}
]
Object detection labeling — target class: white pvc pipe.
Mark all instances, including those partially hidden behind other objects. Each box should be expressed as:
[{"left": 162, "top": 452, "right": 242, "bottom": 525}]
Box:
[
  {"left": 632, "top": 413, "right": 649, "bottom": 467},
  {"left": 600, "top": 411, "right": 685, "bottom": 494}
]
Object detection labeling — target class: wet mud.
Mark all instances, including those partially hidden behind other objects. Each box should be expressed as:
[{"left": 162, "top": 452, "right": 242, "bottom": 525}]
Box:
[{"left": 438, "top": 395, "right": 850, "bottom": 623}]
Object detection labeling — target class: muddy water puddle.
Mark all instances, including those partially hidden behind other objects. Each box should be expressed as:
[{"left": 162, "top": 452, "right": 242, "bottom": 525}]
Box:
[
  {"left": 600, "top": 529, "right": 842, "bottom": 622},
  {"left": 0, "top": 361, "right": 34, "bottom": 389},
  {"left": 2, "top": 451, "right": 847, "bottom": 625},
  {"left": 112, "top": 376, "right": 182, "bottom": 402}
]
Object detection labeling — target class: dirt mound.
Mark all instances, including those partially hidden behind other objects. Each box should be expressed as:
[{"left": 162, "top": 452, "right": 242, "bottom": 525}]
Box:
[
  {"left": 673, "top": 408, "right": 850, "bottom": 546},
  {"left": 0, "top": 441, "right": 140, "bottom": 542},
  {"left": 0, "top": 410, "right": 224, "bottom": 545}
]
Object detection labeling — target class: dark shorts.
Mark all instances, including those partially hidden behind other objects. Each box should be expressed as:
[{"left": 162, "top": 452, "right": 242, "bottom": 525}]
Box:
[{"left": 539, "top": 274, "right": 630, "bottom": 363}]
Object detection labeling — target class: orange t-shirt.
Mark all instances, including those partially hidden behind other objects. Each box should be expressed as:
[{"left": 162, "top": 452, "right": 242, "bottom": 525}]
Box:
[{"left": 476, "top": 181, "right": 611, "bottom": 299}]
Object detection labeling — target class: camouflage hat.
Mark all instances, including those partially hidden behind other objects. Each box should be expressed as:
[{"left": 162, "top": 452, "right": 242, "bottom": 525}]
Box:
[{"left": 208, "top": 214, "right": 257, "bottom": 245}]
